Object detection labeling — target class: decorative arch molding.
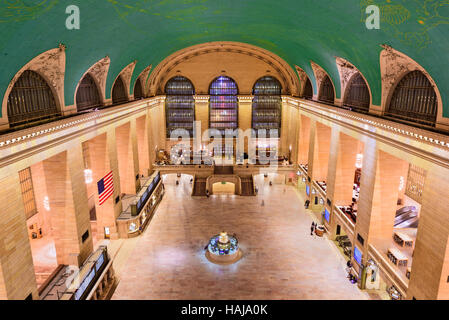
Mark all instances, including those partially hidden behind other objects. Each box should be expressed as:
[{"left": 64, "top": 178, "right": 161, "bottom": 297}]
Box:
[
  {"left": 74, "top": 56, "right": 110, "bottom": 110},
  {"left": 111, "top": 61, "right": 137, "bottom": 102},
  {"left": 380, "top": 45, "right": 446, "bottom": 130},
  {"left": 147, "top": 42, "right": 300, "bottom": 97},
  {"left": 134, "top": 64, "right": 152, "bottom": 97},
  {"left": 295, "top": 66, "right": 314, "bottom": 98},
  {"left": 310, "top": 61, "right": 337, "bottom": 104},
  {"left": 335, "top": 57, "right": 373, "bottom": 109},
  {"left": 206, "top": 175, "right": 242, "bottom": 196},
  {"left": 1, "top": 45, "right": 66, "bottom": 128}
]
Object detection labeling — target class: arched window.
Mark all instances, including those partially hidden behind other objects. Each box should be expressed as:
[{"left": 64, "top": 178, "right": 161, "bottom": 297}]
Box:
[
  {"left": 7, "top": 70, "right": 59, "bottom": 127},
  {"left": 252, "top": 76, "right": 282, "bottom": 136},
  {"left": 303, "top": 78, "right": 313, "bottom": 100},
  {"left": 165, "top": 76, "right": 195, "bottom": 138},
  {"left": 134, "top": 79, "right": 144, "bottom": 100},
  {"left": 344, "top": 73, "right": 370, "bottom": 113},
  {"left": 76, "top": 73, "right": 102, "bottom": 112},
  {"left": 386, "top": 71, "right": 438, "bottom": 127},
  {"left": 318, "top": 75, "right": 335, "bottom": 104},
  {"left": 112, "top": 76, "right": 128, "bottom": 105},
  {"left": 209, "top": 76, "right": 238, "bottom": 134}
]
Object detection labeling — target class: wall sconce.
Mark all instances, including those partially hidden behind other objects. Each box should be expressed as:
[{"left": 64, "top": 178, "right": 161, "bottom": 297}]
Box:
[
  {"left": 84, "top": 169, "right": 93, "bottom": 184},
  {"left": 43, "top": 196, "right": 50, "bottom": 211},
  {"left": 399, "top": 176, "right": 405, "bottom": 191},
  {"left": 355, "top": 154, "right": 363, "bottom": 169}
]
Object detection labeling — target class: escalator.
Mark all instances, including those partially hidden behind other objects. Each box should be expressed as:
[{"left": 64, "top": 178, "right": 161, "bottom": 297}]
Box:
[{"left": 394, "top": 206, "right": 419, "bottom": 228}]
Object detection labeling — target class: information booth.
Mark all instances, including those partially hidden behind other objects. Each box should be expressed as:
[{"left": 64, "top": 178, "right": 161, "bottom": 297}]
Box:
[{"left": 117, "top": 171, "right": 164, "bottom": 238}]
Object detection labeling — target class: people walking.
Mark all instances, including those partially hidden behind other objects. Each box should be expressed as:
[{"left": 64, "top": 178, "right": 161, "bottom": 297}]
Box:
[{"left": 310, "top": 222, "right": 315, "bottom": 235}]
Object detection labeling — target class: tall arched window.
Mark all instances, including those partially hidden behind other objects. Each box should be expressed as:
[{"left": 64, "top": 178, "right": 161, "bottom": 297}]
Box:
[
  {"left": 344, "top": 73, "right": 370, "bottom": 113},
  {"left": 7, "top": 70, "right": 59, "bottom": 127},
  {"left": 76, "top": 73, "right": 102, "bottom": 112},
  {"left": 252, "top": 76, "right": 282, "bottom": 135},
  {"left": 303, "top": 78, "right": 313, "bottom": 100},
  {"left": 318, "top": 75, "right": 335, "bottom": 104},
  {"left": 112, "top": 76, "right": 128, "bottom": 105},
  {"left": 134, "top": 79, "right": 144, "bottom": 100},
  {"left": 209, "top": 76, "right": 238, "bottom": 134},
  {"left": 165, "top": 76, "right": 195, "bottom": 137},
  {"left": 386, "top": 71, "right": 438, "bottom": 127}
]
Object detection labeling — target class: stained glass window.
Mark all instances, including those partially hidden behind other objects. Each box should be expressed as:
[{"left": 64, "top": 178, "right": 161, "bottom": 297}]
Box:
[
  {"left": 209, "top": 76, "right": 238, "bottom": 134},
  {"left": 252, "top": 76, "right": 282, "bottom": 136},
  {"left": 165, "top": 76, "right": 195, "bottom": 138}
]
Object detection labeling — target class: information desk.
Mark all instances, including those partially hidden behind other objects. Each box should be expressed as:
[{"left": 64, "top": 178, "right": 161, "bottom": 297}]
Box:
[
  {"left": 117, "top": 171, "right": 164, "bottom": 238},
  {"left": 393, "top": 232, "right": 414, "bottom": 248},
  {"left": 387, "top": 247, "right": 408, "bottom": 267}
]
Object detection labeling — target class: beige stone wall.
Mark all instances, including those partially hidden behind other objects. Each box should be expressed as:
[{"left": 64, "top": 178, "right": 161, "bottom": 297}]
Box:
[{"left": 0, "top": 171, "right": 38, "bottom": 300}]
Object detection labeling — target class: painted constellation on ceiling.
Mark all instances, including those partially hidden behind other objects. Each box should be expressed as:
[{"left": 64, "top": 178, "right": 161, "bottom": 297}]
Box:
[
  {"left": 360, "top": 0, "right": 449, "bottom": 50},
  {"left": 0, "top": 0, "right": 58, "bottom": 23}
]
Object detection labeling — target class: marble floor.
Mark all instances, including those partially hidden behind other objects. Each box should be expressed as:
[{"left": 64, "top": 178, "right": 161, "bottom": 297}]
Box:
[{"left": 112, "top": 174, "right": 370, "bottom": 300}]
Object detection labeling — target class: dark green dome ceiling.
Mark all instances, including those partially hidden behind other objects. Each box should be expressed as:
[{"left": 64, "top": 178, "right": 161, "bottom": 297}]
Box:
[{"left": 0, "top": 0, "right": 448, "bottom": 116}]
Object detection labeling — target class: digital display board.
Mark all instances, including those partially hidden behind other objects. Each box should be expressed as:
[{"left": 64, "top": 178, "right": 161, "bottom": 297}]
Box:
[
  {"left": 137, "top": 172, "right": 161, "bottom": 214},
  {"left": 324, "top": 209, "right": 330, "bottom": 223},
  {"left": 354, "top": 246, "right": 363, "bottom": 265}
]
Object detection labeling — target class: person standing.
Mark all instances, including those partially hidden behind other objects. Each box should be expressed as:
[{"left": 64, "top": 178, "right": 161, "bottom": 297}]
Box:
[{"left": 310, "top": 222, "right": 315, "bottom": 236}]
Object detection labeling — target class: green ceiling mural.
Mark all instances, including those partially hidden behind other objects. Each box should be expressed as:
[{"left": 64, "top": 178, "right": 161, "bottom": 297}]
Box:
[{"left": 0, "top": 0, "right": 448, "bottom": 117}]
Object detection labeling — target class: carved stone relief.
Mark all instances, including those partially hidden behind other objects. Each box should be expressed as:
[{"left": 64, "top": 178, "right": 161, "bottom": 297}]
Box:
[
  {"left": 117, "top": 61, "right": 137, "bottom": 98},
  {"left": 335, "top": 57, "right": 359, "bottom": 102},
  {"left": 310, "top": 61, "right": 328, "bottom": 96},
  {"left": 137, "top": 64, "right": 152, "bottom": 96},
  {"left": 295, "top": 66, "right": 310, "bottom": 97},
  {"left": 380, "top": 44, "right": 432, "bottom": 109},
  {"left": 86, "top": 56, "right": 111, "bottom": 103},
  {"left": 2, "top": 46, "right": 66, "bottom": 123}
]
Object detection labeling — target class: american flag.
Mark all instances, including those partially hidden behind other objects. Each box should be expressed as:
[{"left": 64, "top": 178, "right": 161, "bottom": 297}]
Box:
[{"left": 97, "top": 171, "right": 114, "bottom": 205}]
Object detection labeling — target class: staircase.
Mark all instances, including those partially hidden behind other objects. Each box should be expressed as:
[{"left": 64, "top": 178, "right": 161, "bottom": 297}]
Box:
[
  {"left": 240, "top": 177, "right": 256, "bottom": 196},
  {"left": 192, "top": 177, "right": 207, "bottom": 196}
]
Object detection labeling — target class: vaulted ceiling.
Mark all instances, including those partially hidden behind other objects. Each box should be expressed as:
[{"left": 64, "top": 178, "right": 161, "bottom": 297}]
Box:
[{"left": 0, "top": 0, "right": 448, "bottom": 115}]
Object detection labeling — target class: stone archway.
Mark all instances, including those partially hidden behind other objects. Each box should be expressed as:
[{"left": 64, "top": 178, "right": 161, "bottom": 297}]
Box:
[{"left": 206, "top": 175, "right": 241, "bottom": 195}]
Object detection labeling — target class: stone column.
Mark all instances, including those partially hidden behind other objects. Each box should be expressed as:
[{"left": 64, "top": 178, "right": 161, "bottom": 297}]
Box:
[
  {"left": 297, "top": 115, "right": 311, "bottom": 165},
  {"left": 354, "top": 142, "right": 405, "bottom": 270},
  {"left": 283, "top": 105, "right": 299, "bottom": 164},
  {"left": 0, "top": 170, "right": 37, "bottom": 300},
  {"left": 194, "top": 95, "right": 210, "bottom": 140},
  {"left": 407, "top": 165, "right": 449, "bottom": 299},
  {"left": 238, "top": 96, "right": 252, "bottom": 133},
  {"left": 136, "top": 114, "right": 151, "bottom": 176},
  {"left": 116, "top": 120, "right": 140, "bottom": 194},
  {"left": 310, "top": 122, "right": 332, "bottom": 182},
  {"left": 85, "top": 132, "right": 121, "bottom": 240},
  {"left": 149, "top": 98, "right": 167, "bottom": 156},
  {"left": 324, "top": 126, "right": 340, "bottom": 236},
  {"left": 42, "top": 146, "right": 93, "bottom": 267}
]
